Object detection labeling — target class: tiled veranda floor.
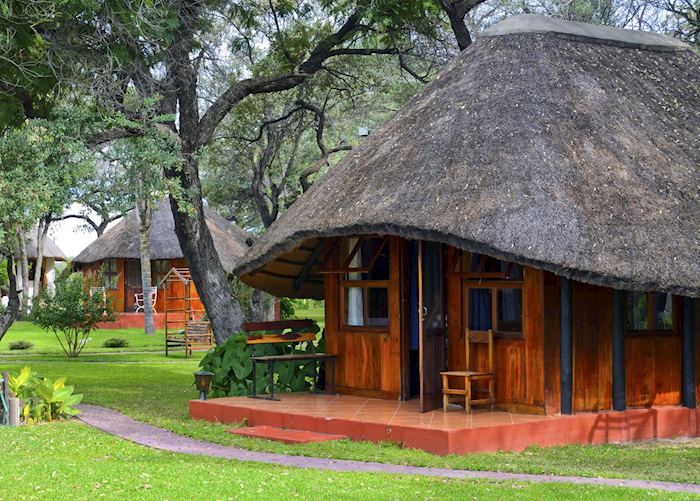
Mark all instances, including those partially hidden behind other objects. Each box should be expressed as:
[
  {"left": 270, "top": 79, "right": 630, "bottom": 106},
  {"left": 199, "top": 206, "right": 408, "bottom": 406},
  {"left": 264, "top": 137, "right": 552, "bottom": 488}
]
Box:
[{"left": 190, "top": 393, "right": 700, "bottom": 455}]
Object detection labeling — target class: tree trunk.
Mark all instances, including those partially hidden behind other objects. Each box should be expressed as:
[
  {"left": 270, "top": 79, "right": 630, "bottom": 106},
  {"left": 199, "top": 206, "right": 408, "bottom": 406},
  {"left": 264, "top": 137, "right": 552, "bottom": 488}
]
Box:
[
  {"left": 167, "top": 157, "right": 245, "bottom": 345},
  {"left": 250, "top": 289, "right": 276, "bottom": 322},
  {"left": 32, "top": 217, "right": 51, "bottom": 299},
  {"left": 0, "top": 257, "right": 20, "bottom": 340},
  {"left": 18, "top": 231, "right": 29, "bottom": 316},
  {"left": 136, "top": 194, "right": 155, "bottom": 335}
]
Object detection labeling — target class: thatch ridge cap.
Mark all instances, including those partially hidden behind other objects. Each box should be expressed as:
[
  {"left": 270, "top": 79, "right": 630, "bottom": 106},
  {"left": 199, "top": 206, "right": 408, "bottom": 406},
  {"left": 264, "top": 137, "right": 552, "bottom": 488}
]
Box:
[{"left": 483, "top": 14, "right": 689, "bottom": 51}]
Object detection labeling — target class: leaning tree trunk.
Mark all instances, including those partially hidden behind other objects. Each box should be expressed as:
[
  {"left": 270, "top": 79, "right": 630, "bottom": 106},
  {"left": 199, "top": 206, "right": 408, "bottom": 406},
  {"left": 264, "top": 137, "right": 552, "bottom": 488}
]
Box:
[
  {"left": 0, "top": 257, "right": 20, "bottom": 341},
  {"left": 32, "top": 217, "right": 51, "bottom": 299},
  {"left": 167, "top": 157, "right": 245, "bottom": 345},
  {"left": 136, "top": 195, "right": 156, "bottom": 335},
  {"left": 18, "top": 231, "right": 30, "bottom": 316}
]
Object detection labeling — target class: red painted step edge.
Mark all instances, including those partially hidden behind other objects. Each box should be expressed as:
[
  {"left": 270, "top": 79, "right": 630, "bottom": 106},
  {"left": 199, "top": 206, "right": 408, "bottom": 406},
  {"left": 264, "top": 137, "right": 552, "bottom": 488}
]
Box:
[{"left": 227, "top": 425, "right": 346, "bottom": 445}]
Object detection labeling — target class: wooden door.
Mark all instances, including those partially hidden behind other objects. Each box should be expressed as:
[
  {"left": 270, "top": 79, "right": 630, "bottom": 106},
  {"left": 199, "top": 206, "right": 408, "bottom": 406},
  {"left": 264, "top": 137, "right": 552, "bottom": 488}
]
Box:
[{"left": 419, "top": 241, "right": 447, "bottom": 412}]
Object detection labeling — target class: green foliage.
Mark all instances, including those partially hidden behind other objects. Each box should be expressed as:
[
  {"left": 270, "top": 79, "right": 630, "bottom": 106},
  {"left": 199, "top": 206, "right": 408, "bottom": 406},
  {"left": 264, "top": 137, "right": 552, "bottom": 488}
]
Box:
[
  {"left": 8, "top": 340, "right": 33, "bottom": 350},
  {"left": 31, "top": 271, "right": 116, "bottom": 357},
  {"left": 280, "top": 298, "right": 296, "bottom": 319},
  {"left": 0, "top": 115, "right": 91, "bottom": 255},
  {"left": 102, "top": 337, "right": 129, "bottom": 348},
  {"left": 199, "top": 326, "right": 322, "bottom": 397},
  {"left": 8, "top": 366, "right": 83, "bottom": 422}
]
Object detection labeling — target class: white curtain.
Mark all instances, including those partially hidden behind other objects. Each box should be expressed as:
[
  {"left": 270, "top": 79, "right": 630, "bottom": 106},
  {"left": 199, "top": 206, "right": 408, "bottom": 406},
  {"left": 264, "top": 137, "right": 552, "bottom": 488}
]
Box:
[{"left": 347, "top": 238, "right": 364, "bottom": 326}]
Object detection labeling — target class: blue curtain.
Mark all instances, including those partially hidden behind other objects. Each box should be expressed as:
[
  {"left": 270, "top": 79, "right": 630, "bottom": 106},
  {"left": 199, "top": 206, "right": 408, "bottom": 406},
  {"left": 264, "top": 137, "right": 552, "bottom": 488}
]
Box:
[{"left": 469, "top": 255, "right": 492, "bottom": 330}]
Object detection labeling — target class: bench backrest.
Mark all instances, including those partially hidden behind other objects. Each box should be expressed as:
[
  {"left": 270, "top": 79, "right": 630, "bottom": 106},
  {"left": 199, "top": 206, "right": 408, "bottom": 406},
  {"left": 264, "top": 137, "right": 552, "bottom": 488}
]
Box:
[
  {"left": 186, "top": 321, "right": 211, "bottom": 335},
  {"left": 242, "top": 319, "right": 317, "bottom": 346}
]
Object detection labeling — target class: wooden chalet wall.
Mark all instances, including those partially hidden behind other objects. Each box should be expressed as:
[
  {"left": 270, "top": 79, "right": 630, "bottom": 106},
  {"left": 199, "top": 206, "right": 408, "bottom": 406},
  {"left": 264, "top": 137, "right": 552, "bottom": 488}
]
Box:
[
  {"left": 81, "top": 258, "right": 203, "bottom": 315},
  {"left": 542, "top": 273, "right": 684, "bottom": 414},
  {"left": 625, "top": 299, "right": 681, "bottom": 407},
  {"left": 322, "top": 237, "right": 691, "bottom": 413},
  {"left": 446, "top": 247, "right": 546, "bottom": 414},
  {"left": 324, "top": 237, "right": 402, "bottom": 399}
]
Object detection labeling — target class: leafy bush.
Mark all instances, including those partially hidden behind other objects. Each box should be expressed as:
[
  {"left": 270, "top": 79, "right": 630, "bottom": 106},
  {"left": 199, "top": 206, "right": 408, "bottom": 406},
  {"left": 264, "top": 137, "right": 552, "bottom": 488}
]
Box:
[
  {"left": 279, "top": 298, "right": 295, "bottom": 319},
  {"left": 102, "top": 337, "right": 129, "bottom": 348},
  {"left": 199, "top": 325, "right": 324, "bottom": 398},
  {"left": 32, "top": 270, "right": 116, "bottom": 357},
  {"left": 9, "top": 340, "right": 33, "bottom": 350},
  {"left": 8, "top": 367, "right": 83, "bottom": 422}
]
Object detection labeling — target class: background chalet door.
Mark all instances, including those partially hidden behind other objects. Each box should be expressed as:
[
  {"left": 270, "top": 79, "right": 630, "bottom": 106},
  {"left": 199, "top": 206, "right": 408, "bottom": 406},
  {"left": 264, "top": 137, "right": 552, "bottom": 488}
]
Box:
[{"left": 419, "top": 241, "right": 447, "bottom": 412}]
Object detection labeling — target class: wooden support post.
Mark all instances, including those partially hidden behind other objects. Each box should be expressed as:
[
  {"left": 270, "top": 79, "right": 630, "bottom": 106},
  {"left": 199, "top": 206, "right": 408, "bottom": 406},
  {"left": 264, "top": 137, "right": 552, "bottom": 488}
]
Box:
[
  {"left": 612, "top": 289, "right": 626, "bottom": 411},
  {"left": 560, "top": 277, "right": 573, "bottom": 415},
  {"left": 682, "top": 296, "right": 696, "bottom": 408},
  {"left": 8, "top": 397, "right": 20, "bottom": 427}
]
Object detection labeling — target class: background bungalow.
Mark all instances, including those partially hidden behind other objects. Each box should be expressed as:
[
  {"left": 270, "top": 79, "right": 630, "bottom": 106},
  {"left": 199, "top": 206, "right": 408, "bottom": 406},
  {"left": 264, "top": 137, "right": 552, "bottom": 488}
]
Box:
[
  {"left": 2, "top": 232, "right": 67, "bottom": 307},
  {"left": 234, "top": 15, "right": 700, "bottom": 422},
  {"left": 74, "top": 199, "right": 251, "bottom": 329}
]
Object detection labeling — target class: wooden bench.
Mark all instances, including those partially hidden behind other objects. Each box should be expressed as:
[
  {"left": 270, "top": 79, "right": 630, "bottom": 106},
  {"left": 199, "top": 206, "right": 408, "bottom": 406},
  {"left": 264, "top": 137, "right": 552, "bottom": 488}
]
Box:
[
  {"left": 166, "top": 321, "right": 214, "bottom": 358},
  {"left": 243, "top": 319, "right": 336, "bottom": 400}
]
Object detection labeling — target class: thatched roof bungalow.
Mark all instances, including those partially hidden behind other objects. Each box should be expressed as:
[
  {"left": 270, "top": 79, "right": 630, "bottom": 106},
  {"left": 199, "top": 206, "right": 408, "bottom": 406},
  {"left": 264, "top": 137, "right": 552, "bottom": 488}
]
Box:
[
  {"left": 75, "top": 199, "right": 251, "bottom": 326},
  {"left": 234, "top": 14, "right": 700, "bottom": 429}
]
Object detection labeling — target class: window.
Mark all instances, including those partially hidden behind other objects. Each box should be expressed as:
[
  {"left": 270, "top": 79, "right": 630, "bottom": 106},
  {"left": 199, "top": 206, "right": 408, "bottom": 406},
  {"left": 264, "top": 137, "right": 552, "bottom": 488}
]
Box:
[
  {"left": 152, "top": 260, "right": 170, "bottom": 288},
  {"left": 126, "top": 260, "right": 141, "bottom": 287},
  {"left": 626, "top": 291, "right": 673, "bottom": 334},
  {"left": 102, "top": 259, "right": 118, "bottom": 290},
  {"left": 461, "top": 253, "right": 524, "bottom": 338},
  {"left": 335, "top": 237, "right": 391, "bottom": 329}
]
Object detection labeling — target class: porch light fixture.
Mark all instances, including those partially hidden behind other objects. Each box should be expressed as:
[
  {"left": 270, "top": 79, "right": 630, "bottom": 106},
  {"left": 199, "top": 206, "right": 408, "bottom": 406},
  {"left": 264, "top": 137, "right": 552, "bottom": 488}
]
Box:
[{"left": 193, "top": 370, "right": 214, "bottom": 400}]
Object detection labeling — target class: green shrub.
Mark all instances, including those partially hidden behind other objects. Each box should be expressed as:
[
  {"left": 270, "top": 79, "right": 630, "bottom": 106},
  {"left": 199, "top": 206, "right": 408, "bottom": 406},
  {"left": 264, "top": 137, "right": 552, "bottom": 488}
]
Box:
[
  {"left": 102, "top": 337, "right": 129, "bottom": 348},
  {"left": 9, "top": 340, "right": 33, "bottom": 350},
  {"left": 199, "top": 324, "right": 323, "bottom": 398},
  {"left": 8, "top": 367, "right": 83, "bottom": 423},
  {"left": 279, "top": 298, "right": 295, "bottom": 319},
  {"left": 32, "top": 270, "right": 116, "bottom": 357}
]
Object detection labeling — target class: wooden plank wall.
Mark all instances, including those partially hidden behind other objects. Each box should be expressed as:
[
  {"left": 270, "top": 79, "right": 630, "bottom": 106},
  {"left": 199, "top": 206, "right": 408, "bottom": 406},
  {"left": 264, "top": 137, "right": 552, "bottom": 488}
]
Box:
[
  {"left": 625, "top": 298, "right": 682, "bottom": 407},
  {"left": 446, "top": 247, "right": 545, "bottom": 413},
  {"left": 572, "top": 281, "right": 612, "bottom": 412},
  {"left": 324, "top": 237, "right": 402, "bottom": 399}
]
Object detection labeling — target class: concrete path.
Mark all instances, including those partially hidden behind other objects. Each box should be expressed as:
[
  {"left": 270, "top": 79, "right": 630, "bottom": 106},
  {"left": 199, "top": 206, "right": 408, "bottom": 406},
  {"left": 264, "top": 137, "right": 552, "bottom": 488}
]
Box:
[{"left": 77, "top": 404, "right": 700, "bottom": 495}]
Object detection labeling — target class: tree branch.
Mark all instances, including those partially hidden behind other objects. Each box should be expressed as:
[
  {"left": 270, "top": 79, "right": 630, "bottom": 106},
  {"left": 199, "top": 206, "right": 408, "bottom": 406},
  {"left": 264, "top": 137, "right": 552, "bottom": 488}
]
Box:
[{"left": 198, "top": 10, "right": 398, "bottom": 147}]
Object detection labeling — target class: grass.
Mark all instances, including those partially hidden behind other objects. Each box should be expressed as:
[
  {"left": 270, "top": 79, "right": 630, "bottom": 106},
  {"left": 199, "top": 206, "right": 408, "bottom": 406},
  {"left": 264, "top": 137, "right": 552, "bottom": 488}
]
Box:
[
  {"left": 1, "top": 422, "right": 677, "bottom": 500},
  {"left": 0, "top": 321, "right": 163, "bottom": 355},
  {"left": 2, "top": 316, "right": 699, "bottom": 497},
  {"left": 2, "top": 349, "right": 700, "bottom": 486}
]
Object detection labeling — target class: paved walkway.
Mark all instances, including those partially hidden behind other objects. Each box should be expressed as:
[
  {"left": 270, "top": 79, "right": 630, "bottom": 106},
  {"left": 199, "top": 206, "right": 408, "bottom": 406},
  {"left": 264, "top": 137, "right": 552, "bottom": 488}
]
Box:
[{"left": 77, "top": 404, "right": 700, "bottom": 495}]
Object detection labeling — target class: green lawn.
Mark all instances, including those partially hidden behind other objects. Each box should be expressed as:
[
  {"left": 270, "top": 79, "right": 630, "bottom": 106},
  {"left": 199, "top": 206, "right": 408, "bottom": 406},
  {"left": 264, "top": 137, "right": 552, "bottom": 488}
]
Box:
[
  {"left": 1, "top": 321, "right": 163, "bottom": 355},
  {"left": 2, "top": 349, "right": 699, "bottom": 486},
  {"left": 1, "top": 422, "right": 675, "bottom": 501},
  {"left": 2, "top": 319, "right": 700, "bottom": 498}
]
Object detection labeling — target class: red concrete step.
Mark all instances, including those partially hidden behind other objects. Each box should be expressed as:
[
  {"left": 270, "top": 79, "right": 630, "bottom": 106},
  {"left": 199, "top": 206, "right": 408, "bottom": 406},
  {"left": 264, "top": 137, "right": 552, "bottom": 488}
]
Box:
[{"left": 226, "top": 425, "right": 346, "bottom": 444}]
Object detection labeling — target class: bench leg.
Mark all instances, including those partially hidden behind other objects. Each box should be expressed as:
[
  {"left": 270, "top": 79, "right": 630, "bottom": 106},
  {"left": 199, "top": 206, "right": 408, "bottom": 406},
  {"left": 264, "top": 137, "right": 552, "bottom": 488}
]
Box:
[
  {"left": 313, "top": 359, "right": 318, "bottom": 392},
  {"left": 268, "top": 361, "right": 275, "bottom": 401},
  {"left": 252, "top": 361, "right": 257, "bottom": 397}
]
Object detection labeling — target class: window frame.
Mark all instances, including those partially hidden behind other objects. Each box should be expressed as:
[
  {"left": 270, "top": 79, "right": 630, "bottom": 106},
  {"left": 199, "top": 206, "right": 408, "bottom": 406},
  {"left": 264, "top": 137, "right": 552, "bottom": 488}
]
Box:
[
  {"left": 102, "top": 258, "right": 118, "bottom": 290},
  {"left": 332, "top": 236, "right": 394, "bottom": 333},
  {"left": 152, "top": 260, "right": 170, "bottom": 289},
  {"left": 453, "top": 252, "right": 525, "bottom": 340},
  {"left": 625, "top": 291, "right": 676, "bottom": 337}
]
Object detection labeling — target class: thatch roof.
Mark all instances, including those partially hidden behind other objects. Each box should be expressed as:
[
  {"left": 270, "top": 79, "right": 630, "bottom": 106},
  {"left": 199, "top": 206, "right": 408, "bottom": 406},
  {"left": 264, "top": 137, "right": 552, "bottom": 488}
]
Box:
[
  {"left": 17, "top": 231, "right": 67, "bottom": 261},
  {"left": 236, "top": 14, "right": 700, "bottom": 299},
  {"left": 74, "top": 199, "right": 252, "bottom": 273}
]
